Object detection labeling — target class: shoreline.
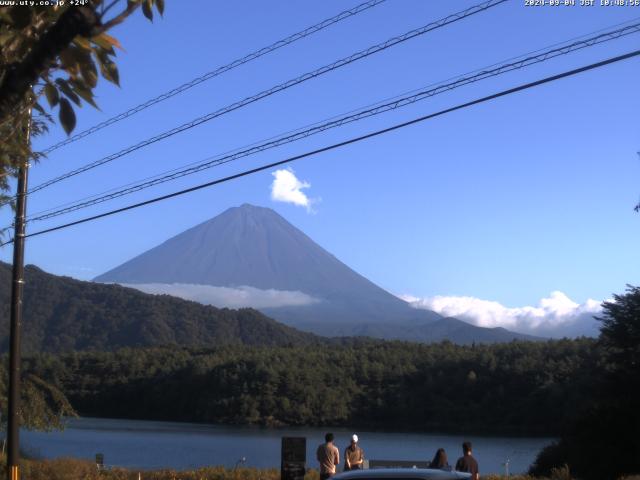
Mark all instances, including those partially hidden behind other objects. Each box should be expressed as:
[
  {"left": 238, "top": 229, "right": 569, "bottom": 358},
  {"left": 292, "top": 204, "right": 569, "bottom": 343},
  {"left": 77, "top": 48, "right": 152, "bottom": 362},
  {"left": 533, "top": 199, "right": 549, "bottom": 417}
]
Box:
[
  {"left": 22, "top": 416, "right": 551, "bottom": 474},
  {"left": 67, "top": 414, "right": 559, "bottom": 440}
]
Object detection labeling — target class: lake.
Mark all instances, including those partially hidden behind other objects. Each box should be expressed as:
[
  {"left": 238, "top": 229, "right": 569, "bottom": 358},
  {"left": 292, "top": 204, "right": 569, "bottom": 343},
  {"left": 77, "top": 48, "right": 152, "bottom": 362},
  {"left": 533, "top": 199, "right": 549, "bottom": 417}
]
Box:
[{"left": 21, "top": 417, "right": 552, "bottom": 475}]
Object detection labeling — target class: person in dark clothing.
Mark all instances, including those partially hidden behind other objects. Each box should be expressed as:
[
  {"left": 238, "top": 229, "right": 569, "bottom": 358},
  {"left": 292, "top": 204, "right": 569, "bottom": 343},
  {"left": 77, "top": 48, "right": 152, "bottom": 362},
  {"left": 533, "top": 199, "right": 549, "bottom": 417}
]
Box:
[
  {"left": 455, "top": 441, "right": 479, "bottom": 480},
  {"left": 431, "top": 448, "right": 451, "bottom": 470}
]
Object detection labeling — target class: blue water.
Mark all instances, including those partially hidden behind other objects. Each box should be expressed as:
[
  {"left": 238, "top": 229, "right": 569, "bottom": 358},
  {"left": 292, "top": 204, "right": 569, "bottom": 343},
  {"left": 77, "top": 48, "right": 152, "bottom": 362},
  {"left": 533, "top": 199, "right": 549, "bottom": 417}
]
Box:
[{"left": 21, "top": 417, "right": 552, "bottom": 474}]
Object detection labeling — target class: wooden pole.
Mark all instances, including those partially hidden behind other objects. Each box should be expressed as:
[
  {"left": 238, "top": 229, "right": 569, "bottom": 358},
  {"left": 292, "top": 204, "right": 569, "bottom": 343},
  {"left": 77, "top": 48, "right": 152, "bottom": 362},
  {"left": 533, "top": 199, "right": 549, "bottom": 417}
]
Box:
[{"left": 6, "top": 109, "right": 31, "bottom": 480}]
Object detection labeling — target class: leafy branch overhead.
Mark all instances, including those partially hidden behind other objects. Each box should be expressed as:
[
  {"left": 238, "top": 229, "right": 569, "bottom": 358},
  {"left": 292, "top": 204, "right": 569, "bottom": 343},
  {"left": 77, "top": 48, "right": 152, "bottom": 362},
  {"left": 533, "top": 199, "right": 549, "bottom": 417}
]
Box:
[
  {"left": 0, "top": 0, "right": 164, "bottom": 212},
  {"left": 0, "top": 367, "right": 77, "bottom": 431}
]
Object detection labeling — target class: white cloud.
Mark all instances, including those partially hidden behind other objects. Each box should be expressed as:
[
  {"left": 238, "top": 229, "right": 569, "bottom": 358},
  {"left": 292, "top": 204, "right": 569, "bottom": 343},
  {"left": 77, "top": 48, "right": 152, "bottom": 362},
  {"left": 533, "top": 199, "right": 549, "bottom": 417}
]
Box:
[
  {"left": 270, "top": 168, "right": 316, "bottom": 211},
  {"left": 124, "top": 283, "right": 319, "bottom": 309},
  {"left": 400, "top": 291, "right": 604, "bottom": 338}
]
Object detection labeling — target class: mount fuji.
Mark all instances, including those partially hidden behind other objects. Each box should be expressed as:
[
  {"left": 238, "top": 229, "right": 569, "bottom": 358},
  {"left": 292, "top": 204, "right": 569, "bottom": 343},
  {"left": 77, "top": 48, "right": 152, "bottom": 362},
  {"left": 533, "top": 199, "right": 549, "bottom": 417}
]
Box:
[{"left": 95, "top": 204, "right": 538, "bottom": 344}]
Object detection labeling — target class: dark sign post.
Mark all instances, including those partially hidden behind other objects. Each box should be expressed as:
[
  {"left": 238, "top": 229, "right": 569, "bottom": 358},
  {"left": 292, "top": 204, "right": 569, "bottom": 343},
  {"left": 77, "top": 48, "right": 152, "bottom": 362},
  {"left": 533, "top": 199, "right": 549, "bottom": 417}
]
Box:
[
  {"left": 281, "top": 437, "right": 306, "bottom": 480},
  {"left": 95, "top": 453, "right": 104, "bottom": 470}
]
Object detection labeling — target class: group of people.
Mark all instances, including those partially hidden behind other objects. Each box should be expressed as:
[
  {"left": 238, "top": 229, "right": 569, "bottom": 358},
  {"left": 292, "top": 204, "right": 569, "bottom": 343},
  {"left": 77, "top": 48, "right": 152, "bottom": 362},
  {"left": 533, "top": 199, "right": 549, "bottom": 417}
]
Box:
[
  {"left": 316, "top": 434, "right": 479, "bottom": 480},
  {"left": 430, "top": 442, "right": 479, "bottom": 479},
  {"left": 316, "top": 433, "right": 365, "bottom": 480}
]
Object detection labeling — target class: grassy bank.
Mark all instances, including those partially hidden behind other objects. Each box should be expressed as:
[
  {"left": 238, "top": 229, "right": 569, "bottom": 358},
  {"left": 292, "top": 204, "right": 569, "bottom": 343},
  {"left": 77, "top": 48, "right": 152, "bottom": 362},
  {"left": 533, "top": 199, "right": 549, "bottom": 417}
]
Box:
[
  {"left": 2, "top": 456, "right": 639, "bottom": 480},
  {"left": 2, "top": 457, "right": 277, "bottom": 480}
]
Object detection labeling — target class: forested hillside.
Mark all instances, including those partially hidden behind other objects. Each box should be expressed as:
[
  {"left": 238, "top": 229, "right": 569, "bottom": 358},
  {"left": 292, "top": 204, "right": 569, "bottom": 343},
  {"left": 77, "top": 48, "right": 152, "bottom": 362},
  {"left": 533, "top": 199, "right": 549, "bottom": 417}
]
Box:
[
  {"left": 0, "top": 262, "right": 318, "bottom": 352},
  {"left": 25, "top": 338, "right": 597, "bottom": 434}
]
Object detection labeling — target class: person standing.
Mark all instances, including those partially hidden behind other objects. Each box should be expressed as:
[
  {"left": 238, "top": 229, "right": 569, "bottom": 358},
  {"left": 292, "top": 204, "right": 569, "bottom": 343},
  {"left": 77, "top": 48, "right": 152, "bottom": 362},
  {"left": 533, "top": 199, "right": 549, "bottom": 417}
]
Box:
[
  {"left": 455, "top": 441, "right": 479, "bottom": 480},
  {"left": 344, "top": 434, "right": 365, "bottom": 471},
  {"left": 317, "top": 433, "right": 340, "bottom": 480},
  {"left": 430, "top": 448, "right": 450, "bottom": 470}
]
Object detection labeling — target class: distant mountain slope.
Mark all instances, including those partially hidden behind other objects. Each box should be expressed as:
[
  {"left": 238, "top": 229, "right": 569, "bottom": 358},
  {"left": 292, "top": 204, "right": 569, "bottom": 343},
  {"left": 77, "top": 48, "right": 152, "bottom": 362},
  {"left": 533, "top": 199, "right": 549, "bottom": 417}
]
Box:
[
  {"left": 94, "top": 203, "right": 441, "bottom": 325},
  {"left": 276, "top": 317, "right": 541, "bottom": 344},
  {"left": 94, "top": 204, "right": 541, "bottom": 344},
  {"left": 0, "top": 262, "right": 318, "bottom": 353}
]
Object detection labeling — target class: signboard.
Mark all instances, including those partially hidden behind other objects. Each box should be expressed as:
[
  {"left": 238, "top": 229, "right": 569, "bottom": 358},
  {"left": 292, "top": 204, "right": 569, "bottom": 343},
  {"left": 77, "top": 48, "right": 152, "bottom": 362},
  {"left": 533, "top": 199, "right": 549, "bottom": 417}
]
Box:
[{"left": 281, "top": 437, "right": 306, "bottom": 480}]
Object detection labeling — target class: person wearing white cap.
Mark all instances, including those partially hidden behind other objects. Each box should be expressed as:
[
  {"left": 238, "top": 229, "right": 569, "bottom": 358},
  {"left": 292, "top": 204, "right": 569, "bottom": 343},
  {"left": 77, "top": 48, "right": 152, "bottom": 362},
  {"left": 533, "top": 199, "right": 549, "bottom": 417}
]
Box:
[{"left": 344, "top": 434, "right": 365, "bottom": 471}]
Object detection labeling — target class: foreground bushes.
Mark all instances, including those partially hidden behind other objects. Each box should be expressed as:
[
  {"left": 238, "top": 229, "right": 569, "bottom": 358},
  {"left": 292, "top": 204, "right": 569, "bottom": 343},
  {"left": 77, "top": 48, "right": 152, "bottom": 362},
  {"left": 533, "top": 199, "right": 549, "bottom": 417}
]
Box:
[
  {"left": 2, "top": 455, "right": 635, "bottom": 480},
  {"left": 0, "top": 457, "right": 285, "bottom": 480}
]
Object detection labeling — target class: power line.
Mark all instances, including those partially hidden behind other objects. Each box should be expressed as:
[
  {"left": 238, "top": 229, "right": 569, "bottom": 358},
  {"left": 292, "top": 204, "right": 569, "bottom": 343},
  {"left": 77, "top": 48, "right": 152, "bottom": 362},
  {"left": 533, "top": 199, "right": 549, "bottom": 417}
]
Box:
[
  {"left": 40, "top": 0, "right": 388, "bottom": 155},
  {"left": 24, "top": 15, "right": 640, "bottom": 221},
  {"left": 27, "top": 0, "right": 507, "bottom": 195},
  {"left": 24, "top": 21, "right": 640, "bottom": 224},
  {"left": 2, "top": 47, "right": 637, "bottom": 247}
]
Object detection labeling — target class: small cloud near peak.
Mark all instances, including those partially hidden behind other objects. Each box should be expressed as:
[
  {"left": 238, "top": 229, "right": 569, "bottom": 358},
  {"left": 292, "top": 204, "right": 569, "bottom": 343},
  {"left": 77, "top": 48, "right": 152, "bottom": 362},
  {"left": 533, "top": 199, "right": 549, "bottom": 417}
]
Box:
[{"left": 270, "top": 168, "right": 317, "bottom": 212}]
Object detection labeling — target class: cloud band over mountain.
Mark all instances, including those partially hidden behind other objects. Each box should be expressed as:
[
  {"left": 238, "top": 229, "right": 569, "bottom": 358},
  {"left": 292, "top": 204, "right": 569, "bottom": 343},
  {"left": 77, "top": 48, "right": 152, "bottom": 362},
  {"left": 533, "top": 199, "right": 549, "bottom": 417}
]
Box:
[
  {"left": 401, "top": 291, "right": 603, "bottom": 338},
  {"left": 124, "top": 283, "right": 320, "bottom": 309},
  {"left": 95, "top": 204, "right": 539, "bottom": 343}
]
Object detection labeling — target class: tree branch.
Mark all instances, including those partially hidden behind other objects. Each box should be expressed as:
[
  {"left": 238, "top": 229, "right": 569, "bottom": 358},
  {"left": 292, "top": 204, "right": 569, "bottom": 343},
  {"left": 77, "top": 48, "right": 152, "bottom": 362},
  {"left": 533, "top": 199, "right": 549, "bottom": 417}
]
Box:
[
  {"left": 92, "top": 2, "right": 140, "bottom": 36},
  {"left": 0, "top": 6, "right": 101, "bottom": 120}
]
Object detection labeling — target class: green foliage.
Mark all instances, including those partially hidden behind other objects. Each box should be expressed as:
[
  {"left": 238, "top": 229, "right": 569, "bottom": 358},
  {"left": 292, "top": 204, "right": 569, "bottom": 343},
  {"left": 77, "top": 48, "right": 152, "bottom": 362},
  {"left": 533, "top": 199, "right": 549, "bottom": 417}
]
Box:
[
  {"left": 599, "top": 285, "right": 640, "bottom": 381},
  {"left": 0, "top": 362, "right": 76, "bottom": 431},
  {"left": 530, "top": 285, "right": 640, "bottom": 480},
  {"left": 0, "top": 262, "right": 318, "bottom": 353},
  {"left": 0, "top": 455, "right": 287, "bottom": 480},
  {"left": 0, "top": 0, "right": 164, "bottom": 226},
  {"left": 23, "top": 338, "right": 597, "bottom": 435}
]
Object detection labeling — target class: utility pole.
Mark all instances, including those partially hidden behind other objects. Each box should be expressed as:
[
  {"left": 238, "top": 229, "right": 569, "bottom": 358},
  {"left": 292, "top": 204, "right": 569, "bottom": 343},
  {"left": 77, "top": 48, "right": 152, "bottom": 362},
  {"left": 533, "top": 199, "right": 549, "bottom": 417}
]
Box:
[{"left": 6, "top": 109, "right": 31, "bottom": 480}]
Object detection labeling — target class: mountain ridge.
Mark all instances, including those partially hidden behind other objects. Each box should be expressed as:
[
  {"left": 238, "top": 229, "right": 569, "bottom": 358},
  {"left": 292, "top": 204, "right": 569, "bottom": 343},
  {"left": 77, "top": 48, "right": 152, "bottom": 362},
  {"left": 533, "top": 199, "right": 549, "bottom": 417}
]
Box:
[
  {"left": 0, "top": 261, "right": 318, "bottom": 353},
  {"left": 94, "top": 204, "right": 540, "bottom": 344},
  {"left": 95, "top": 203, "right": 443, "bottom": 326}
]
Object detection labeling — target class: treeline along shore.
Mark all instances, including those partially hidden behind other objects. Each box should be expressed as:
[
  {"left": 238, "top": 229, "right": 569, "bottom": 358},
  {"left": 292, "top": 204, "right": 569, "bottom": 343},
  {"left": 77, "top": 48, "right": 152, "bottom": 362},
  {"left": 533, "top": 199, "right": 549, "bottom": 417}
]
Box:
[{"left": 23, "top": 338, "right": 596, "bottom": 435}]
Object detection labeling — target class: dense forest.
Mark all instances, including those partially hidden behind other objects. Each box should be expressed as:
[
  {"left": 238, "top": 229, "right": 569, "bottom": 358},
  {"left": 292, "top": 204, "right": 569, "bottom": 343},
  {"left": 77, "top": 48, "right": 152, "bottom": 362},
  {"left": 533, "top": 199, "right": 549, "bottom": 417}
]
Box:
[
  {"left": 23, "top": 338, "right": 597, "bottom": 435},
  {"left": 0, "top": 262, "right": 318, "bottom": 352},
  {"left": 1, "top": 260, "right": 638, "bottom": 479}
]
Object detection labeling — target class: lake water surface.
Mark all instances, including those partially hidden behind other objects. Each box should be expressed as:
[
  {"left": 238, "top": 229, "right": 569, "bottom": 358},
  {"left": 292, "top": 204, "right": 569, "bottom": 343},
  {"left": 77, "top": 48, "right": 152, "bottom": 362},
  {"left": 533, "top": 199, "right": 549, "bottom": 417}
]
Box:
[{"left": 21, "top": 417, "right": 552, "bottom": 475}]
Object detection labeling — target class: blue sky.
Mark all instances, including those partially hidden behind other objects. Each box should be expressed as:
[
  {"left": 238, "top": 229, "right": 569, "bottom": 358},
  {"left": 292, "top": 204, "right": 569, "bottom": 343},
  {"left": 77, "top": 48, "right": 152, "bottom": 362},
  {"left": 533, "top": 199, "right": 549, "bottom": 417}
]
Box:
[{"left": 1, "top": 0, "right": 639, "bottom": 333}]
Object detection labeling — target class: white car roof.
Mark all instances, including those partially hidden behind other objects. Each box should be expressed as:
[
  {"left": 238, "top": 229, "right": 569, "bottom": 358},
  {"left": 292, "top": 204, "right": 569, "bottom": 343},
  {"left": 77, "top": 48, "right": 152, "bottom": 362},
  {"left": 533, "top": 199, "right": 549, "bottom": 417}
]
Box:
[{"left": 332, "top": 468, "right": 471, "bottom": 480}]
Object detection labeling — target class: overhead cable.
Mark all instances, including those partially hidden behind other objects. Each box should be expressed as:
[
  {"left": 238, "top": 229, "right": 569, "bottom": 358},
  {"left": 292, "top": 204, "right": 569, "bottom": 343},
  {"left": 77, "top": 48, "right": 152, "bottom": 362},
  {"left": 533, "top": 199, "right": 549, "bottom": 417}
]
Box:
[
  {"left": 25, "top": 21, "right": 640, "bottom": 223},
  {"left": 1, "top": 47, "right": 636, "bottom": 246},
  {"left": 40, "top": 0, "right": 388, "bottom": 154},
  {"left": 27, "top": 0, "right": 507, "bottom": 195},
  {"left": 27, "top": 15, "right": 640, "bottom": 221}
]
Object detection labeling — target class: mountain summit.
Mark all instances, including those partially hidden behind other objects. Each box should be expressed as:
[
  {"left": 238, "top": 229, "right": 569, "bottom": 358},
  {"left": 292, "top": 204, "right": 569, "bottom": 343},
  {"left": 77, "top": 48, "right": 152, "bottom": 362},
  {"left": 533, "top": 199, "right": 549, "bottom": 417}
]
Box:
[
  {"left": 95, "top": 204, "right": 436, "bottom": 325},
  {"left": 95, "top": 204, "right": 537, "bottom": 343},
  {"left": 97, "top": 204, "right": 385, "bottom": 293}
]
